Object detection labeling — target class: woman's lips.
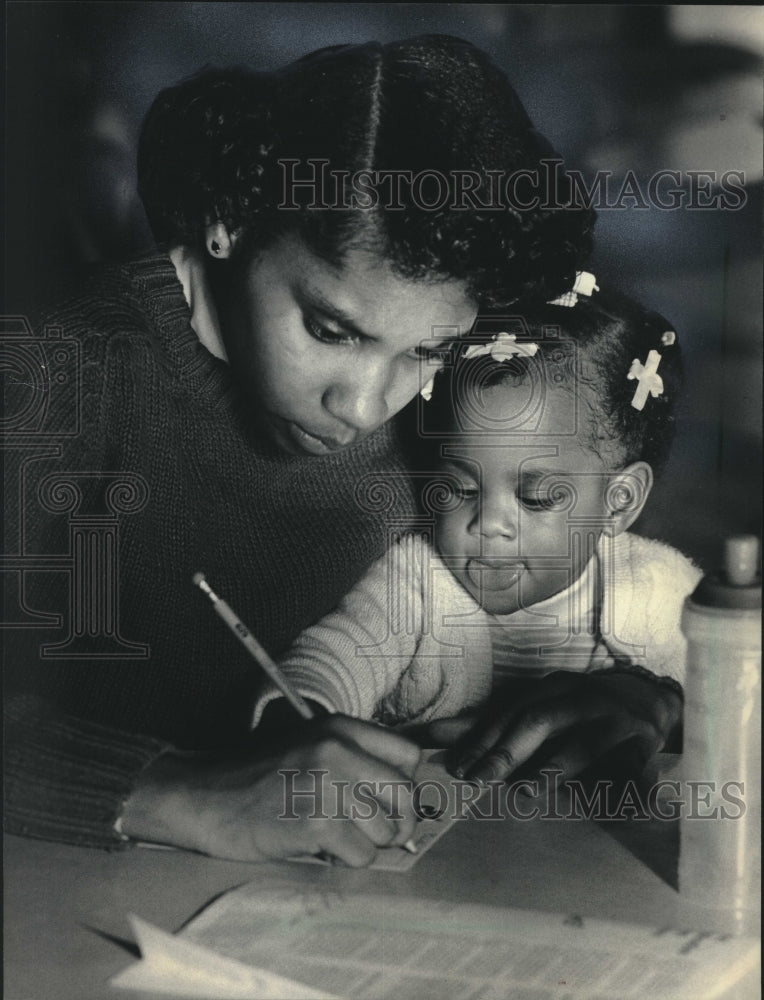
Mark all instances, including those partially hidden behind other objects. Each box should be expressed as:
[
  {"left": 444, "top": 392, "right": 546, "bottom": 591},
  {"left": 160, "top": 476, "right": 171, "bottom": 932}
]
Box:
[
  {"left": 285, "top": 420, "right": 356, "bottom": 456},
  {"left": 466, "top": 557, "right": 525, "bottom": 592}
]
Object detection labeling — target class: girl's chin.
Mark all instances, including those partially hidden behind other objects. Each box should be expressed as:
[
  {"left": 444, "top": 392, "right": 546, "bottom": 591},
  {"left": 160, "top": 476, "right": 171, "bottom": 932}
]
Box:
[
  {"left": 478, "top": 596, "right": 522, "bottom": 616},
  {"left": 454, "top": 575, "right": 522, "bottom": 617}
]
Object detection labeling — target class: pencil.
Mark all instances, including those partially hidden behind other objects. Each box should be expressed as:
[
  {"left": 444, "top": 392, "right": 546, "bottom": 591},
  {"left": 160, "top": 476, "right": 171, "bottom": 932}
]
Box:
[
  {"left": 192, "top": 572, "right": 314, "bottom": 720},
  {"left": 193, "top": 572, "right": 418, "bottom": 855}
]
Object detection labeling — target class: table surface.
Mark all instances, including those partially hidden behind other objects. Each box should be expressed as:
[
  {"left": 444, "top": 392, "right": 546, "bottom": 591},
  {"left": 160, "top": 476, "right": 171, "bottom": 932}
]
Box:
[{"left": 3, "top": 767, "right": 759, "bottom": 1000}]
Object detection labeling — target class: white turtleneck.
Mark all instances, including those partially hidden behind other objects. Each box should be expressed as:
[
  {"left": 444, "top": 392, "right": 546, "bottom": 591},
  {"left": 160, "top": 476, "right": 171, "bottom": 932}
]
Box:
[{"left": 487, "top": 555, "right": 601, "bottom": 678}]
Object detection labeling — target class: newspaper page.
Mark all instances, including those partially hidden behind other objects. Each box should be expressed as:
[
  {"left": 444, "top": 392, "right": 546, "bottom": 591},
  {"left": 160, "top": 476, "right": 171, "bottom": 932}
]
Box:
[{"left": 112, "top": 884, "right": 760, "bottom": 1000}]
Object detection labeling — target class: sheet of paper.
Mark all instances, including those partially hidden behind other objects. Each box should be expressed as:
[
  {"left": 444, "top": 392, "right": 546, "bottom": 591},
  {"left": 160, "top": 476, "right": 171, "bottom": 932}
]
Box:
[
  {"left": 289, "top": 749, "right": 486, "bottom": 871},
  {"left": 110, "top": 915, "right": 336, "bottom": 999},
  {"left": 113, "top": 884, "right": 759, "bottom": 1000}
]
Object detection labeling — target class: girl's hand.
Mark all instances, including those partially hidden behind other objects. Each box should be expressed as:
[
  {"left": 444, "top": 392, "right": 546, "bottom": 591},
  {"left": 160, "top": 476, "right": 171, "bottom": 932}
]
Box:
[
  {"left": 434, "top": 671, "right": 682, "bottom": 786},
  {"left": 121, "top": 715, "right": 420, "bottom": 867}
]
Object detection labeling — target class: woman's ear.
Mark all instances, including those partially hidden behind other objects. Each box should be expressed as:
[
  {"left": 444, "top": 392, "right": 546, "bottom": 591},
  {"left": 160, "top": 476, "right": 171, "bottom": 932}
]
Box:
[
  {"left": 204, "top": 222, "right": 238, "bottom": 259},
  {"left": 603, "top": 461, "right": 653, "bottom": 537}
]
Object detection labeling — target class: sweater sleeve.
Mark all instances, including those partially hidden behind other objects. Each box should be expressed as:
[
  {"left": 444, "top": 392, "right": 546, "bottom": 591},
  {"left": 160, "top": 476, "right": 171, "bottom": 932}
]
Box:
[
  {"left": 252, "top": 535, "right": 426, "bottom": 723},
  {"left": 3, "top": 306, "right": 173, "bottom": 848},
  {"left": 4, "top": 695, "right": 170, "bottom": 849}
]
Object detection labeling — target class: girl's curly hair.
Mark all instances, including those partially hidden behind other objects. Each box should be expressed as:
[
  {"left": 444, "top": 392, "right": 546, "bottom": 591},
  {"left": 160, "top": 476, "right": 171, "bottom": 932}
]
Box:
[
  {"left": 426, "top": 289, "right": 683, "bottom": 473},
  {"left": 138, "top": 35, "right": 595, "bottom": 307}
]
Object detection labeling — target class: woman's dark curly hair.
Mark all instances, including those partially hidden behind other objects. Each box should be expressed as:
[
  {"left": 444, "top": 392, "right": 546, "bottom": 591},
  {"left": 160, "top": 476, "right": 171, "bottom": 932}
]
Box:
[
  {"left": 138, "top": 35, "right": 595, "bottom": 307},
  {"left": 426, "top": 289, "right": 683, "bottom": 473}
]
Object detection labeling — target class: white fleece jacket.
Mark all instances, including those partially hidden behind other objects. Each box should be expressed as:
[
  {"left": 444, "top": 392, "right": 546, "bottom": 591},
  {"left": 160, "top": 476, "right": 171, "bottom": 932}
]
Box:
[{"left": 253, "top": 532, "right": 701, "bottom": 726}]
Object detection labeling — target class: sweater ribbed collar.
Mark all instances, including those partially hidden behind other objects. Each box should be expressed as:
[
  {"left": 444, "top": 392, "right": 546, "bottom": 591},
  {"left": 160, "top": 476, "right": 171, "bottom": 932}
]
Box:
[{"left": 123, "top": 248, "right": 409, "bottom": 468}]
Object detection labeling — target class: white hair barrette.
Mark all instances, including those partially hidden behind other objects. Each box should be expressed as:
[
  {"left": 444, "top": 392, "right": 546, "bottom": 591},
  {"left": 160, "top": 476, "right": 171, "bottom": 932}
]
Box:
[
  {"left": 627, "top": 350, "right": 664, "bottom": 411},
  {"left": 420, "top": 377, "right": 436, "bottom": 401},
  {"left": 420, "top": 272, "right": 601, "bottom": 401},
  {"left": 548, "top": 271, "right": 599, "bottom": 308},
  {"left": 420, "top": 331, "right": 538, "bottom": 399},
  {"left": 462, "top": 331, "right": 539, "bottom": 363}
]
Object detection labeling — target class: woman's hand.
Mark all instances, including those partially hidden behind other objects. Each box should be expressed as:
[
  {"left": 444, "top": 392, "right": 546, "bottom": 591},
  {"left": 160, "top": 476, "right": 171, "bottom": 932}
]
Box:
[
  {"left": 416, "top": 671, "right": 682, "bottom": 786},
  {"left": 121, "top": 715, "right": 420, "bottom": 867}
]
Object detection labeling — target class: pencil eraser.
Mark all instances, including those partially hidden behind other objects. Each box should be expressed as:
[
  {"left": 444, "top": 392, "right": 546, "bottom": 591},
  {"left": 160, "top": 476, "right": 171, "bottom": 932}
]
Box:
[{"left": 192, "top": 572, "right": 206, "bottom": 587}]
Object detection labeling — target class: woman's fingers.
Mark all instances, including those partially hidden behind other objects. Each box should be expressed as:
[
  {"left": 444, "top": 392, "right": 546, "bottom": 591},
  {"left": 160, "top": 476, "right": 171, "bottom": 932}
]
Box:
[
  {"left": 454, "top": 673, "right": 591, "bottom": 778},
  {"left": 455, "top": 672, "right": 674, "bottom": 786},
  {"left": 297, "top": 722, "right": 419, "bottom": 848},
  {"left": 314, "top": 821, "right": 378, "bottom": 869},
  {"left": 525, "top": 717, "right": 662, "bottom": 788},
  {"left": 454, "top": 717, "right": 518, "bottom": 779},
  {"left": 323, "top": 715, "right": 421, "bottom": 778},
  {"left": 396, "top": 714, "right": 478, "bottom": 748},
  {"left": 463, "top": 693, "right": 626, "bottom": 784}
]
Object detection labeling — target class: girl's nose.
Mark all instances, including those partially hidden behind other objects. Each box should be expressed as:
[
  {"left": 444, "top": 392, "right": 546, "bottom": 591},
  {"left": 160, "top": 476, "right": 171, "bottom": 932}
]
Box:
[{"left": 475, "top": 497, "right": 518, "bottom": 541}]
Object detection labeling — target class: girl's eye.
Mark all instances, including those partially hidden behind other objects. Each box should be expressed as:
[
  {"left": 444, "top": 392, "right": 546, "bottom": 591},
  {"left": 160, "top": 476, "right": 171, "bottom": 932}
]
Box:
[
  {"left": 518, "top": 482, "right": 573, "bottom": 512},
  {"left": 518, "top": 495, "right": 557, "bottom": 512},
  {"left": 453, "top": 484, "right": 479, "bottom": 501},
  {"left": 304, "top": 315, "right": 357, "bottom": 346}
]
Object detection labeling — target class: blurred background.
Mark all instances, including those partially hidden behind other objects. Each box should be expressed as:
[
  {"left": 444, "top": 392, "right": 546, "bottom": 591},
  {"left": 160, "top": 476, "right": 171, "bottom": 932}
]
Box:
[{"left": 5, "top": 3, "right": 762, "bottom": 570}]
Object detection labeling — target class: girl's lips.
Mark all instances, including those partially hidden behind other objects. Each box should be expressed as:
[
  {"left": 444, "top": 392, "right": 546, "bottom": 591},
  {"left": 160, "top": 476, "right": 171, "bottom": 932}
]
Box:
[{"left": 466, "top": 558, "right": 525, "bottom": 592}]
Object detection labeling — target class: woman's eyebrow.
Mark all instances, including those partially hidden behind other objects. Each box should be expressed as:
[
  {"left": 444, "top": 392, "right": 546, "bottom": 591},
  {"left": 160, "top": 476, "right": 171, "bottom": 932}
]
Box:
[{"left": 299, "top": 284, "right": 461, "bottom": 353}]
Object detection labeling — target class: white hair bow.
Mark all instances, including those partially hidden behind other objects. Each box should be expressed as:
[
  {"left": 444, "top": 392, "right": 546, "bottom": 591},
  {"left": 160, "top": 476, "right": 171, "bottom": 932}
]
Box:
[
  {"left": 627, "top": 350, "right": 664, "bottom": 410},
  {"left": 462, "top": 331, "right": 539, "bottom": 362},
  {"left": 420, "top": 331, "right": 539, "bottom": 399},
  {"left": 548, "top": 271, "right": 599, "bottom": 308}
]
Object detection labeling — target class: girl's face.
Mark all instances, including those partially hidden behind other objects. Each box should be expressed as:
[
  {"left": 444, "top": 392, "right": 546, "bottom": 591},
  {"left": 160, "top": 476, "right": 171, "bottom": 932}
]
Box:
[
  {"left": 217, "top": 234, "right": 477, "bottom": 456},
  {"left": 434, "top": 383, "right": 617, "bottom": 615}
]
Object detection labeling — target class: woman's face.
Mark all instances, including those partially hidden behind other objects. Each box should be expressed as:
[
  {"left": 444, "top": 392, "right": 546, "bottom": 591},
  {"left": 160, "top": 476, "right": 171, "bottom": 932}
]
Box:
[{"left": 217, "top": 234, "right": 477, "bottom": 456}]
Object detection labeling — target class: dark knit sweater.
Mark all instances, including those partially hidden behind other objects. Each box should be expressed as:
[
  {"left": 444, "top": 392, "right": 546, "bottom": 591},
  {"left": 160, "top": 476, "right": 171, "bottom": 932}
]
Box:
[{"left": 3, "top": 251, "right": 417, "bottom": 848}]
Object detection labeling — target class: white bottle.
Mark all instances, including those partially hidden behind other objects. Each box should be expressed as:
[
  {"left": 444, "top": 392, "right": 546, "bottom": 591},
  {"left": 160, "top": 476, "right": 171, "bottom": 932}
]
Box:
[{"left": 679, "top": 535, "right": 761, "bottom": 935}]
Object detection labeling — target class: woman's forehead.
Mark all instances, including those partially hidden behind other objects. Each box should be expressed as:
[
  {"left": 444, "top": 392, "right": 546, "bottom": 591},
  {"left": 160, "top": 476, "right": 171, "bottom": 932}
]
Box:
[{"left": 253, "top": 233, "right": 477, "bottom": 341}]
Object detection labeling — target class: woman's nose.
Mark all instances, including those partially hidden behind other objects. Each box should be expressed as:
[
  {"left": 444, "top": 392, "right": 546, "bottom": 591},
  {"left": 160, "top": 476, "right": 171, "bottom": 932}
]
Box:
[{"left": 322, "top": 364, "right": 394, "bottom": 434}]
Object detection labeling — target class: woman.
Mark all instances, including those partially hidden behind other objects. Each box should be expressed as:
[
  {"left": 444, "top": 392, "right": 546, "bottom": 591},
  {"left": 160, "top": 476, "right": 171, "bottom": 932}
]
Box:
[{"left": 5, "top": 36, "right": 593, "bottom": 865}]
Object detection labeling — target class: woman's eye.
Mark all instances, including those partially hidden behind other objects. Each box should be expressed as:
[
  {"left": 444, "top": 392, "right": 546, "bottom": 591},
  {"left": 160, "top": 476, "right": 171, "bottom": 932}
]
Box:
[
  {"left": 406, "top": 345, "right": 451, "bottom": 364},
  {"left": 304, "top": 315, "right": 356, "bottom": 346}
]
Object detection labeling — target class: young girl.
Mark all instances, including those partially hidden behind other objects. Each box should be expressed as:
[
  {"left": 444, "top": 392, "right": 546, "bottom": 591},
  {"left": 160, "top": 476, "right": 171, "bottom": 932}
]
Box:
[
  {"left": 255, "top": 277, "right": 701, "bottom": 785},
  {"left": 4, "top": 36, "right": 594, "bottom": 864}
]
